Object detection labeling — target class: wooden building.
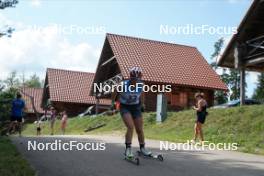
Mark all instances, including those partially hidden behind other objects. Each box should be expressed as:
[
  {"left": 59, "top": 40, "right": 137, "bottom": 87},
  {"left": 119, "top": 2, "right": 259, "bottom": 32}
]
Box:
[
  {"left": 218, "top": 0, "right": 264, "bottom": 105},
  {"left": 92, "top": 33, "right": 228, "bottom": 111},
  {"left": 42, "top": 68, "right": 111, "bottom": 117}
]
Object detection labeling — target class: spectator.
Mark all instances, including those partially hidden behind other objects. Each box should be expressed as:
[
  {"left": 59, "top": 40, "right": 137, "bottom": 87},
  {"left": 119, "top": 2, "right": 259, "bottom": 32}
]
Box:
[
  {"left": 7, "top": 93, "right": 25, "bottom": 137},
  {"left": 191, "top": 92, "right": 208, "bottom": 144},
  {"left": 61, "top": 111, "right": 68, "bottom": 135},
  {"left": 50, "top": 107, "right": 56, "bottom": 135}
]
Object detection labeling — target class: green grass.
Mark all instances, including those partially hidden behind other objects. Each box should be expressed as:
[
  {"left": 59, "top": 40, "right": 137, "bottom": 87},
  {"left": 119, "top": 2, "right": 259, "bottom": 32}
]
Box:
[
  {"left": 23, "top": 105, "right": 264, "bottom": 154},
  {"left": 0, "top": 137, "right": 35, "bottom": 176}
]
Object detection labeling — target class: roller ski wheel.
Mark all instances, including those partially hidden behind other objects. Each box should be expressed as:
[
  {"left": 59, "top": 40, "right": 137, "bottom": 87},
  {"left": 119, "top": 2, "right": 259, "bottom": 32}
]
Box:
[
  {"left": 137, "top": 151, "right": 164, "bottom": 162},
  {"left": 157, "top": 154, "right": 164, "bottom": 161},
  {"left": 124, "top": 154, "right": 140, "bottom": 165}
]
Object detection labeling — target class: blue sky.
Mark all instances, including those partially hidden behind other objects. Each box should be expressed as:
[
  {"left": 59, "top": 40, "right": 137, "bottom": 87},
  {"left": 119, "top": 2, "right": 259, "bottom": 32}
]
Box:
[{"left": 0, "top": 0, "right": 258, "bottom": 97}]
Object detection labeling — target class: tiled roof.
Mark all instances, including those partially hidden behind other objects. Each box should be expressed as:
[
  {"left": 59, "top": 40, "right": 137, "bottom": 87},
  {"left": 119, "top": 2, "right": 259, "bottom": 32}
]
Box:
[
  {"left": 20, "top": 87, "right": 44, "bottom": 114},
  {"left": 47, "top": 68, "right": 111, "bottom": 105},
  {"left": 106, "top": 33, "right": 228, "bottom": 91}
]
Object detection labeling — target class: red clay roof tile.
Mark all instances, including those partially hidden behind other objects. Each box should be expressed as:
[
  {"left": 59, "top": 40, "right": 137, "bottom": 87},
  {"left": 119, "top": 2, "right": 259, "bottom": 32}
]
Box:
[
  {"left": 106, "top": 33, "right": 228, "bottom": 91},
  {"left": 47, "top": 68, "right": 111, "bottom": 105}
]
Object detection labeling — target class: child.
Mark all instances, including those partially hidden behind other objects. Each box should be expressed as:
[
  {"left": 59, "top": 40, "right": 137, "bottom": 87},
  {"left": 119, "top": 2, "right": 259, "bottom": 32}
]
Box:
[
  {"left": 61, "top": 111, "right": 68, "bottom": 135},
  {"left": 36, "top": 121, "right": 41, "bottom": 136}
]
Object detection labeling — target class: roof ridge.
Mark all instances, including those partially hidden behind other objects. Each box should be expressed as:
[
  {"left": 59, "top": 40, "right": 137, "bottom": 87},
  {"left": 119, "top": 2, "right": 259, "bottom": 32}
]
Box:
[
  {"left": 106, "top": 33, "right": 196, "bottom": 49},
  {"left": 47, "top": 68, "right": 95, "bottom": 75}
]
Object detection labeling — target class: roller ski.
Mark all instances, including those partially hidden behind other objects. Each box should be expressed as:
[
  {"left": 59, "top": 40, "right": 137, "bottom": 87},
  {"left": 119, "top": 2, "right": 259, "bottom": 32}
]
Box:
[
  {"left": 124, "top": 147, "right": 140, "bottom": 165},
  {"left": 137, "top": 148, "right": 164, "bottom": 161}
]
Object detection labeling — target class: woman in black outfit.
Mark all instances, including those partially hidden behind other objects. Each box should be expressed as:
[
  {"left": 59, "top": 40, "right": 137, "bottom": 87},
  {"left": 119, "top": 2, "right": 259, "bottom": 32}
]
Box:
[{"left": 192, "top": 92, "right": 207, "bottom": 143}]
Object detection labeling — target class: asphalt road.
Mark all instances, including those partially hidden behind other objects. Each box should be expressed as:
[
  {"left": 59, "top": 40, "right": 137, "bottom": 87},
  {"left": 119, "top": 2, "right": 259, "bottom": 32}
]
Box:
[{"left": 11, "top": 136, "right": 264, "bottom": 176}]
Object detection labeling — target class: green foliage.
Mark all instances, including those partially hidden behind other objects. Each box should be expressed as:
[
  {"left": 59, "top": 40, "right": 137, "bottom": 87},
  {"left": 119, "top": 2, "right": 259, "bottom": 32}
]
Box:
[
  {"left": 228, "top": 69, "right": 240, "bottom": 100},
  {"left": 0, "top": 90, "right": 15, "bottom": 122},
  {"left": 252, "top": 73, "right": 264, "bottom": 102},
  {"left": 0, "top": 0, "right": 18, "bottom": 9},
  {"left": 215, "top": 72, "right": 230, "bottom": 104},
  {"left": 0, "top": 137, "right": 35, "bottom": 176},
  {"left": 0, "top": 71, "right": 43, "bottom": 122},
  {"left": 0, "top": 80, "right": 5, "bottom": 92},
  {"left": 0, "top": 72, "right": 19, "bottom": 122},
  {"left": 211, "top": 37, "right": 224, "bottom": 61},
  {"left": 4, "top": 71, "right": 20, "bottom": 89},
  {"left": 211, "top": 38, "right": 249, "bottom": 103},
  {"left": 214, "top": 91, "right": 228, "bottom": 104},
  {"left": 0, "top": 1, "right": 18, "bottom": 37},
  {"left": 23, "top": 105, "right": 264, "bottom": 154},
  {"left": 211, "top": 38, "right": 228, "bottom": 104},
  {"left": 24, "top": 74, "right": 42, "bottom": 88}
]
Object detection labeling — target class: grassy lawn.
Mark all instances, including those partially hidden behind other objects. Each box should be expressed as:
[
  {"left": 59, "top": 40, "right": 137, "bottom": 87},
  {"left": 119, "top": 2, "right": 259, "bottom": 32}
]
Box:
[
  {"left": 0, "top": 137, "right": 35, "bottom": 176},
  {"left": 23, "top": 105, "right": 264, "bottom": 155}
]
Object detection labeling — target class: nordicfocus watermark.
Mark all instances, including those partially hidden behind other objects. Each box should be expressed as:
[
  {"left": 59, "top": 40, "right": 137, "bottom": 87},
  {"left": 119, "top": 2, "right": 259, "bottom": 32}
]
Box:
[
  {"left": 27, "top": 140, "right": 106, "bottom": 151},
  {"left": 26, "top": 24, "right": 106, "bottom": 35},
  {"left": 160, "top": 24, "right": 237, "bottom": 36},
  {"left": 160, "top": 141, "right": 238, "bottom": 151},
  {"left": 93, "top": 82, "right": 172, "bottom": 94}
]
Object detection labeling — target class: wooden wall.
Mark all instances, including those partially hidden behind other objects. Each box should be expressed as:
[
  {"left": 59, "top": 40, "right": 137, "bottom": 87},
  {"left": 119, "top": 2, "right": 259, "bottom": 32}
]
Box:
[{"left": 144, "top": 86, "right": 214, "bottom": 112}]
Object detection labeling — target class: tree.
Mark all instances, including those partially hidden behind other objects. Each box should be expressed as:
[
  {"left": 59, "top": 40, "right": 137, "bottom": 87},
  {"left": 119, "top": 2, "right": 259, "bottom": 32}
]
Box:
[
  {"left": 210, "top": 37, "right": 224, "bottom": 70},
  {"left": 252, "top": 73, "right": 264, "bottom": 102},
  {"left": 0, "top": 71, "right": 19, "bottom": 122},
  {"left": 228, "top": 69, "right": 248, "bottom": 100},
  {"left": 24, "top": 74, "right": 42, "bottom": 88},
  {"left": 0, "top": 71, "right": 43, "bottom": 123},
  {"left": 215, "top": 72, "right": 230, "bottom": 104},
  {"left": 211, "top": 37, "right": 248, "bottom": 103},
  {"left": 0, "top": 0, "right": 18, "bottom": 10},
  {"left": 228, "top": 69, "right": 240, "bottom": 100},
  {"left": 211, "top": 38, "right": 228, "bottom": 104},
  {"left": 0, "top": 0, "right": 18, "bottom": 37},
  {"left": 0, "top": 80, "right": 5, "bottom": 92},
  {"left": 4, "top": 71, "right": 20, "bottom": 89},
  {"left": 0, "top": 89, "right": 15, "bottom": 122},
  {"left": 0, "top": 0, "right": 20, "bottom": 121}
]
